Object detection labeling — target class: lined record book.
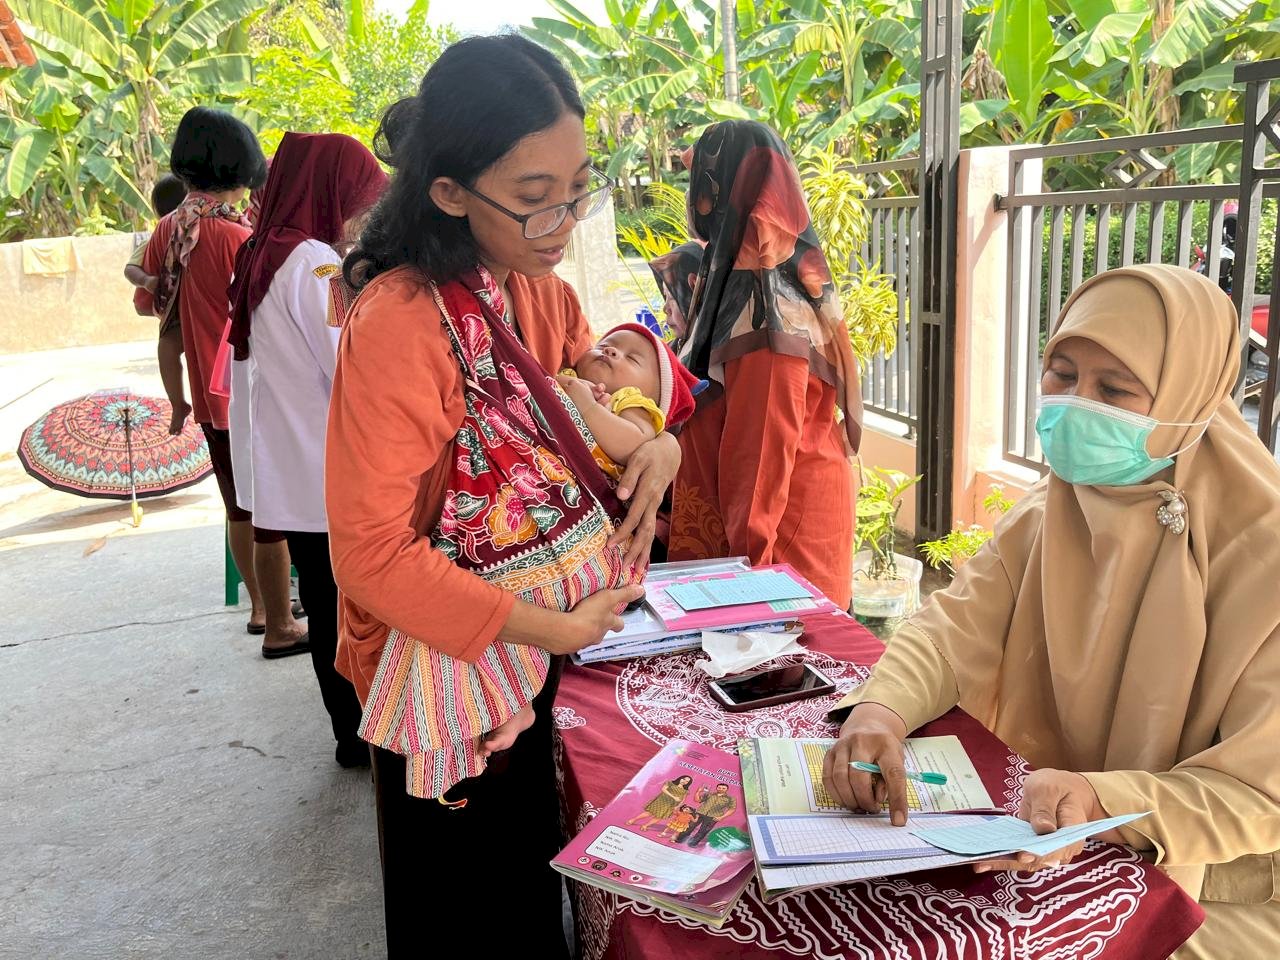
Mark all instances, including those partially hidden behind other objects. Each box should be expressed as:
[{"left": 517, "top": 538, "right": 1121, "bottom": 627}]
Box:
[
  {"left": 573, "top": 560, "right": 841, "bottom": 664},
  {"left": 552, "top": 740, "right": 755, "bottom": 927},
  {"left": 738, "top": 737, "right": 1004, "bottom": 900}
]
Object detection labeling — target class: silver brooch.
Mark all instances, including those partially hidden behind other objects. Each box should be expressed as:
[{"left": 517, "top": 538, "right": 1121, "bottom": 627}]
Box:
[{"left": 1156, "top": 490, "right": 1188, "bottom": 535}]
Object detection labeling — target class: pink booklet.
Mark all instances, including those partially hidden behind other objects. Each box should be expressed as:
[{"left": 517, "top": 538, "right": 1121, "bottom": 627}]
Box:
[
  {"left": 646, "top": 563, "right": 841, "bottom": 634},
  {"left": 553, "top": 740, "right": 754, "bottom": 928}
]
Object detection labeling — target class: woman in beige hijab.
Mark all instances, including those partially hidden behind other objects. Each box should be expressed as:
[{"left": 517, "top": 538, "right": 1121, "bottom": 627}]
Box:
[{"left": 824, "top": 265, "right": 1280, "bottom": 958}]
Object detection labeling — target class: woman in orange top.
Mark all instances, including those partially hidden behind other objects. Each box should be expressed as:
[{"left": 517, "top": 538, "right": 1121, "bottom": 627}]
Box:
[
  {"left": 325, "top": 36, "right": 679, "bottom": 959},
  {"left": 649, "top": 121, "right": 862, "bottom": 607}
]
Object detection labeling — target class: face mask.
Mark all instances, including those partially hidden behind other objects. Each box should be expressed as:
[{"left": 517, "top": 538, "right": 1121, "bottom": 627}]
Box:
[{"left": 1035, "top": 395, "right": 1212, "bottom": 487}]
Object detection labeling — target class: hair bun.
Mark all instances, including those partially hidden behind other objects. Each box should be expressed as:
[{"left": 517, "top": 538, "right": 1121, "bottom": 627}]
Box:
[{"left": 374, "top": 98, "right": 417, "bottom": 167}]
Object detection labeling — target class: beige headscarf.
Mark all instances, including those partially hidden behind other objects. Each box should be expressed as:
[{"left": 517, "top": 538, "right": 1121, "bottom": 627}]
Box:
[{"left": 849, "top": 265, "right": 1280, "bottom": 897}]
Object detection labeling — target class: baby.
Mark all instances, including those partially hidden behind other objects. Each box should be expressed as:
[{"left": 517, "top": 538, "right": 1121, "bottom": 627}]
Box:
[
  {"left": 556, "top": 321, "right": 700, "bottom": 480},
  {"left": 470, "top": 325, "right": 698, "bottom": 768},
  {"left": 407, "top": 322, "right": 699, "bottom": 801}
]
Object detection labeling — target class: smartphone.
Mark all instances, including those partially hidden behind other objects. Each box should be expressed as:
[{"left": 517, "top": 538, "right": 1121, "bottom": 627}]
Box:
[{"left": 708, "top": 663, "right": 836, "bottom": 712}]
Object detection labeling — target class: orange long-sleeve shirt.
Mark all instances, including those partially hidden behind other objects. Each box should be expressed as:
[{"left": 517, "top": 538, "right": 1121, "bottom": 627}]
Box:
[
  {"left": 668, "top": 349, "right": 855, "bottom": 608},
  {"left": 325, "top": 266, "right": 595, "bottom": 704}
]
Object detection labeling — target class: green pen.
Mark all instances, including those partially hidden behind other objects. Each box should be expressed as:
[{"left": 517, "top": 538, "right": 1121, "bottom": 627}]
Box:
[{"left": 851, "top": 761, "right": 949, "bottom": 786}]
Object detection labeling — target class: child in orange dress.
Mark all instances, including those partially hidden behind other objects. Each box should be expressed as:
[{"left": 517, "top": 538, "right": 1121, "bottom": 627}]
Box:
[{"left": 661, "top": 804, "right": 699, "bottom": 840}]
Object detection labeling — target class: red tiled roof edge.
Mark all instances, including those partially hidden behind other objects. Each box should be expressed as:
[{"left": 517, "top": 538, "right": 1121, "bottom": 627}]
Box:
[{"left": 0, "top": 0, "right": 37, "bottom": 69}]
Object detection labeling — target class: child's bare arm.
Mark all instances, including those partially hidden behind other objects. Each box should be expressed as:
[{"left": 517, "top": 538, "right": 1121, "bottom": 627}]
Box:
[
  {"left": 557, "top": 376, "right": 656, "bottom": 465},
  {"left": 124, "top": 264, "right": 157, "bottom": 293},
  {"left": 597, "top": 407, "right": 658, "bottom": 464}
]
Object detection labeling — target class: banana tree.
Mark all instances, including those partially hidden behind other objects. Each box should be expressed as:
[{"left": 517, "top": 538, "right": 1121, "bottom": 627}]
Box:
[
  {"left": 523, "top": 0, "right": 726, "bottom": 209},
  {"left": 242, "top": 0, "right": 453, "bottom": 150},
  {"left": 734, "top": 0, "right": 926, "bottom": 159},
  {"left": 983, "top": 0, "right": 1261, "bottom": 144},
  {"left": 8, "top": 0, "right": 261, "bottom": 226}
]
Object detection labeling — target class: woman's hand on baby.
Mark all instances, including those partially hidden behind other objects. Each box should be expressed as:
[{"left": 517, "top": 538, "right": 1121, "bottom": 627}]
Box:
[
  {"left": 548, "top": 584, "right": 645, "bottom": 656},
  {"left": 611, "top": 431, "right": 681, "bottom": 568},
  {"left": 971, "top": 768, "right": 1115, "bottom": 875},
  {"left": 822, "top": 702, "right": 911, "bottom": 824}
]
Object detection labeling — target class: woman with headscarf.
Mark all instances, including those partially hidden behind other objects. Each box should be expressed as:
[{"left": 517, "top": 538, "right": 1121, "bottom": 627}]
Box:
[
  {"left": 650, "top": 120, "right": 862, "bottom": 607},
  {"left": 226, "top": 132, "right": 388, "bottom": 766},
  {"left": 824, "top": 265, "right": 1280, "bottom": 957}
]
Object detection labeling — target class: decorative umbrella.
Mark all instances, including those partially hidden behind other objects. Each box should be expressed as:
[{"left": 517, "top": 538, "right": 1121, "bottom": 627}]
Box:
[{"left": 17, "top": 389, "right": 213, "bottom": 525}]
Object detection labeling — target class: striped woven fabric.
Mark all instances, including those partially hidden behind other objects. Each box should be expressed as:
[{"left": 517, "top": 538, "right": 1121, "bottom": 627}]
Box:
[{"left": 358, "top": 268, "right": 638, "bottom": 798}]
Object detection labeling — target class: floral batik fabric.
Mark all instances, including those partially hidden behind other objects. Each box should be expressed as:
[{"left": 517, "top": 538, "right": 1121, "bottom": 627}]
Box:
[{"left": 358, "top": 266, "right": 639, "bottom": 798}]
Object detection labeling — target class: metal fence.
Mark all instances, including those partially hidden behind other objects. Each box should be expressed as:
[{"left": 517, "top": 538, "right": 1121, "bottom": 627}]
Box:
[
  {"left": 848, "top": 157, "right": 920, "bottom": 433},
  {"left": 996, "top": 114, "right": 1280, "bottom": 470}
]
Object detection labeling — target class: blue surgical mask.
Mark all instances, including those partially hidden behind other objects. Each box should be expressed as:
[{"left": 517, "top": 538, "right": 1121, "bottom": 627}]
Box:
[{"left": 1035, "top": 395, "right": 1211, "bottom": 487}]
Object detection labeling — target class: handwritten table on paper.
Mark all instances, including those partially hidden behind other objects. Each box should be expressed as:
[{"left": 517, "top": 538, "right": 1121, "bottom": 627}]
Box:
[
  {"left": 753, "top": 812, "right": 1006, "bottom": 866},
  {"left": 664, "top": 571, "right": 813, "bottom": 611}
]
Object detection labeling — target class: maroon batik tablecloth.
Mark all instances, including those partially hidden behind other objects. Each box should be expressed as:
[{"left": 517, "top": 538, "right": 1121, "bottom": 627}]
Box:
[{"left": 554, "top": 612, "right": 1204, "bottom": 960}]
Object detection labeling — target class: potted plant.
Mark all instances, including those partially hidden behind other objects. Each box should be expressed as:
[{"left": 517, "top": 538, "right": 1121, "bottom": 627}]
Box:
[
  {"left": 852, "top": 465, "right": 924, "bottom": 625},
  {"left": 919, "top": 486, "right": 1014, "bottom": 576}
]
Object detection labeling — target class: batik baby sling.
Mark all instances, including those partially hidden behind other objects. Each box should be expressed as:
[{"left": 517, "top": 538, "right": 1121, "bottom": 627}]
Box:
[{"left": 358, "top": 268, "right": 636, "bottom": 798}]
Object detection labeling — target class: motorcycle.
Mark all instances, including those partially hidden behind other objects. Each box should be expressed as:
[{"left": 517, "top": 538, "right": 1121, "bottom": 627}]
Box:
[{"left": 1191, "top": 201, "right": 1238, "bottom": 293}]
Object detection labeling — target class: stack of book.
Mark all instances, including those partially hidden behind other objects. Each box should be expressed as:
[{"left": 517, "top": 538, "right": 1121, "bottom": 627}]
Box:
[
  {"left": 736, "top": 736, "right": 1142, "bottom": 899},
  {"left": 738, "top": 735, "right": 1004, "bottom": 898},
  {"left": 573, "top": 560, "right": 842, "bottom": 664},
  {"left": 553, "top": 739, "right": 755, "bottom": 927}
]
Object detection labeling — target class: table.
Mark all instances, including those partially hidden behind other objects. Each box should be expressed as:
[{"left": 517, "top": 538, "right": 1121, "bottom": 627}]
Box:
[{"left": 554, "top": 612, "right": 1204, "bottom": 960}]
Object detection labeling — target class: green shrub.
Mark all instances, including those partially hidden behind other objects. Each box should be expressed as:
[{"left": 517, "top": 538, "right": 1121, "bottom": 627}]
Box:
[{"left": 1031, "top": 198, "right": 1277, "bottom": 333}]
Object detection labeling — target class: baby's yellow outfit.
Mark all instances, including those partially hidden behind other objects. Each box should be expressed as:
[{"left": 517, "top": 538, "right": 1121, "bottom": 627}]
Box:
[{"left": 560, "top": 370, "right": 667, "bottom": 480}]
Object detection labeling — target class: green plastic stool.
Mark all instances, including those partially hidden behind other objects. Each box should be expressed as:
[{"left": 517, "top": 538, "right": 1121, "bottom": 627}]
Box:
[
  {"left": 224, "top": 523, "right": 296, "bottom": 606},
  {"left": 225, "top": 523, "right": 243, "bottom": 606}
]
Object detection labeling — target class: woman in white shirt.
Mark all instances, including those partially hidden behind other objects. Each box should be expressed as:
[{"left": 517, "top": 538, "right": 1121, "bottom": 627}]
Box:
[{"left": 227, "top": 132, "right": 387, "bottom": 767}]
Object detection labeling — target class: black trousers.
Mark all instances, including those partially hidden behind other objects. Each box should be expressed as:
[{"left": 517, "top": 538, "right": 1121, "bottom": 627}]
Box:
[
  {"left": 283, "top": 531, "right": 362, "bottom": 746},
  {"left": 678, "top": 813, "right": 718, "bottom": 846},
  {"left": 371, "top": 662, "right": 569, "bottom": 960}
]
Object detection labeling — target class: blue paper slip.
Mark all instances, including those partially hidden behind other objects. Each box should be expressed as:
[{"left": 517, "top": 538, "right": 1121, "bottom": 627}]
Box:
[
  {"left": 665, "top": 571, "right": 813, "bottom": 611},
  {"left": 910, "top": 812, "right": 1149, "bottom": 857}
]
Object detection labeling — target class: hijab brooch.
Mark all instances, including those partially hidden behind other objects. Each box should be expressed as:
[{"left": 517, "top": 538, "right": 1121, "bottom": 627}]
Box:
[{"left": 1156, "top": 490, "right": 1188, "bottom": 535}]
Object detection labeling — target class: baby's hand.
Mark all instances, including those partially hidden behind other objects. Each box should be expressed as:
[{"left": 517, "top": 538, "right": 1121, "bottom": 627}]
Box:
[{"left": 557, "top": 374, "right": 606, "bottom": 409}]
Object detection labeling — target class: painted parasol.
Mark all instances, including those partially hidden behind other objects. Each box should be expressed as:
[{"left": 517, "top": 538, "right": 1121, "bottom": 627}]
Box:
[{"left": 17, "top": 389, "right": 212, "bottom": 523}]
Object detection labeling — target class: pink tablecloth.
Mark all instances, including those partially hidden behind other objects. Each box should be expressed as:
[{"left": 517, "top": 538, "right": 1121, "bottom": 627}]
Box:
[{"left": 554, "top": 612, "right": 1204, "bottom": 960}]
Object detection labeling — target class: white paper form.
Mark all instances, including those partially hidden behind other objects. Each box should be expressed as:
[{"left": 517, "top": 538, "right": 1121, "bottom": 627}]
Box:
[
  {"left": 750, "top": 812, "right": 1005, "bottom": 866},
  {"left": 759, "top": 850, "right": 985, "bottom": 894}
]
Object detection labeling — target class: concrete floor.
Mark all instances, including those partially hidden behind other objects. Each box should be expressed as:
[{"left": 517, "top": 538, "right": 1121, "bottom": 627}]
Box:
[{"left": 1, "top": 343, "right": 385, "bottom": 959}]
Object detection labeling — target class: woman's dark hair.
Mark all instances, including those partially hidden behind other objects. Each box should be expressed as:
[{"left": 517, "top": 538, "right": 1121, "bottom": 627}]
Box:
[
  {"left": 150, "top": 174, "right": 188, "bottom": 218},
  {"left": 672, "top": 775, "right": 693, "bottom": 787},
  {"left": 344, "top": 34, "right": 585, "bottom": 288},
  {"left": 169, "top": 107, "right": 269, "bottom": 193}
]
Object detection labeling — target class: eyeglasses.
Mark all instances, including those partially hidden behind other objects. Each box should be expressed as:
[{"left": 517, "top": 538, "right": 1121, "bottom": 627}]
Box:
[{"left": 462, "top": 167, "right": 615, "bottom": 240}]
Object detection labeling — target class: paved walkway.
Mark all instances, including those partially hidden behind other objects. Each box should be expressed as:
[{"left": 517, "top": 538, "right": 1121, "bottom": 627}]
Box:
[{"left": 1, "top": 343, "right": 385, "bottom": 959}]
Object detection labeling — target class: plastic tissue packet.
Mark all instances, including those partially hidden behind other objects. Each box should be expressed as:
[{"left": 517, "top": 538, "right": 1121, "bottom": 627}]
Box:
[{"left": 697, "top": 622, "right": 805, "bottom": 679}]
